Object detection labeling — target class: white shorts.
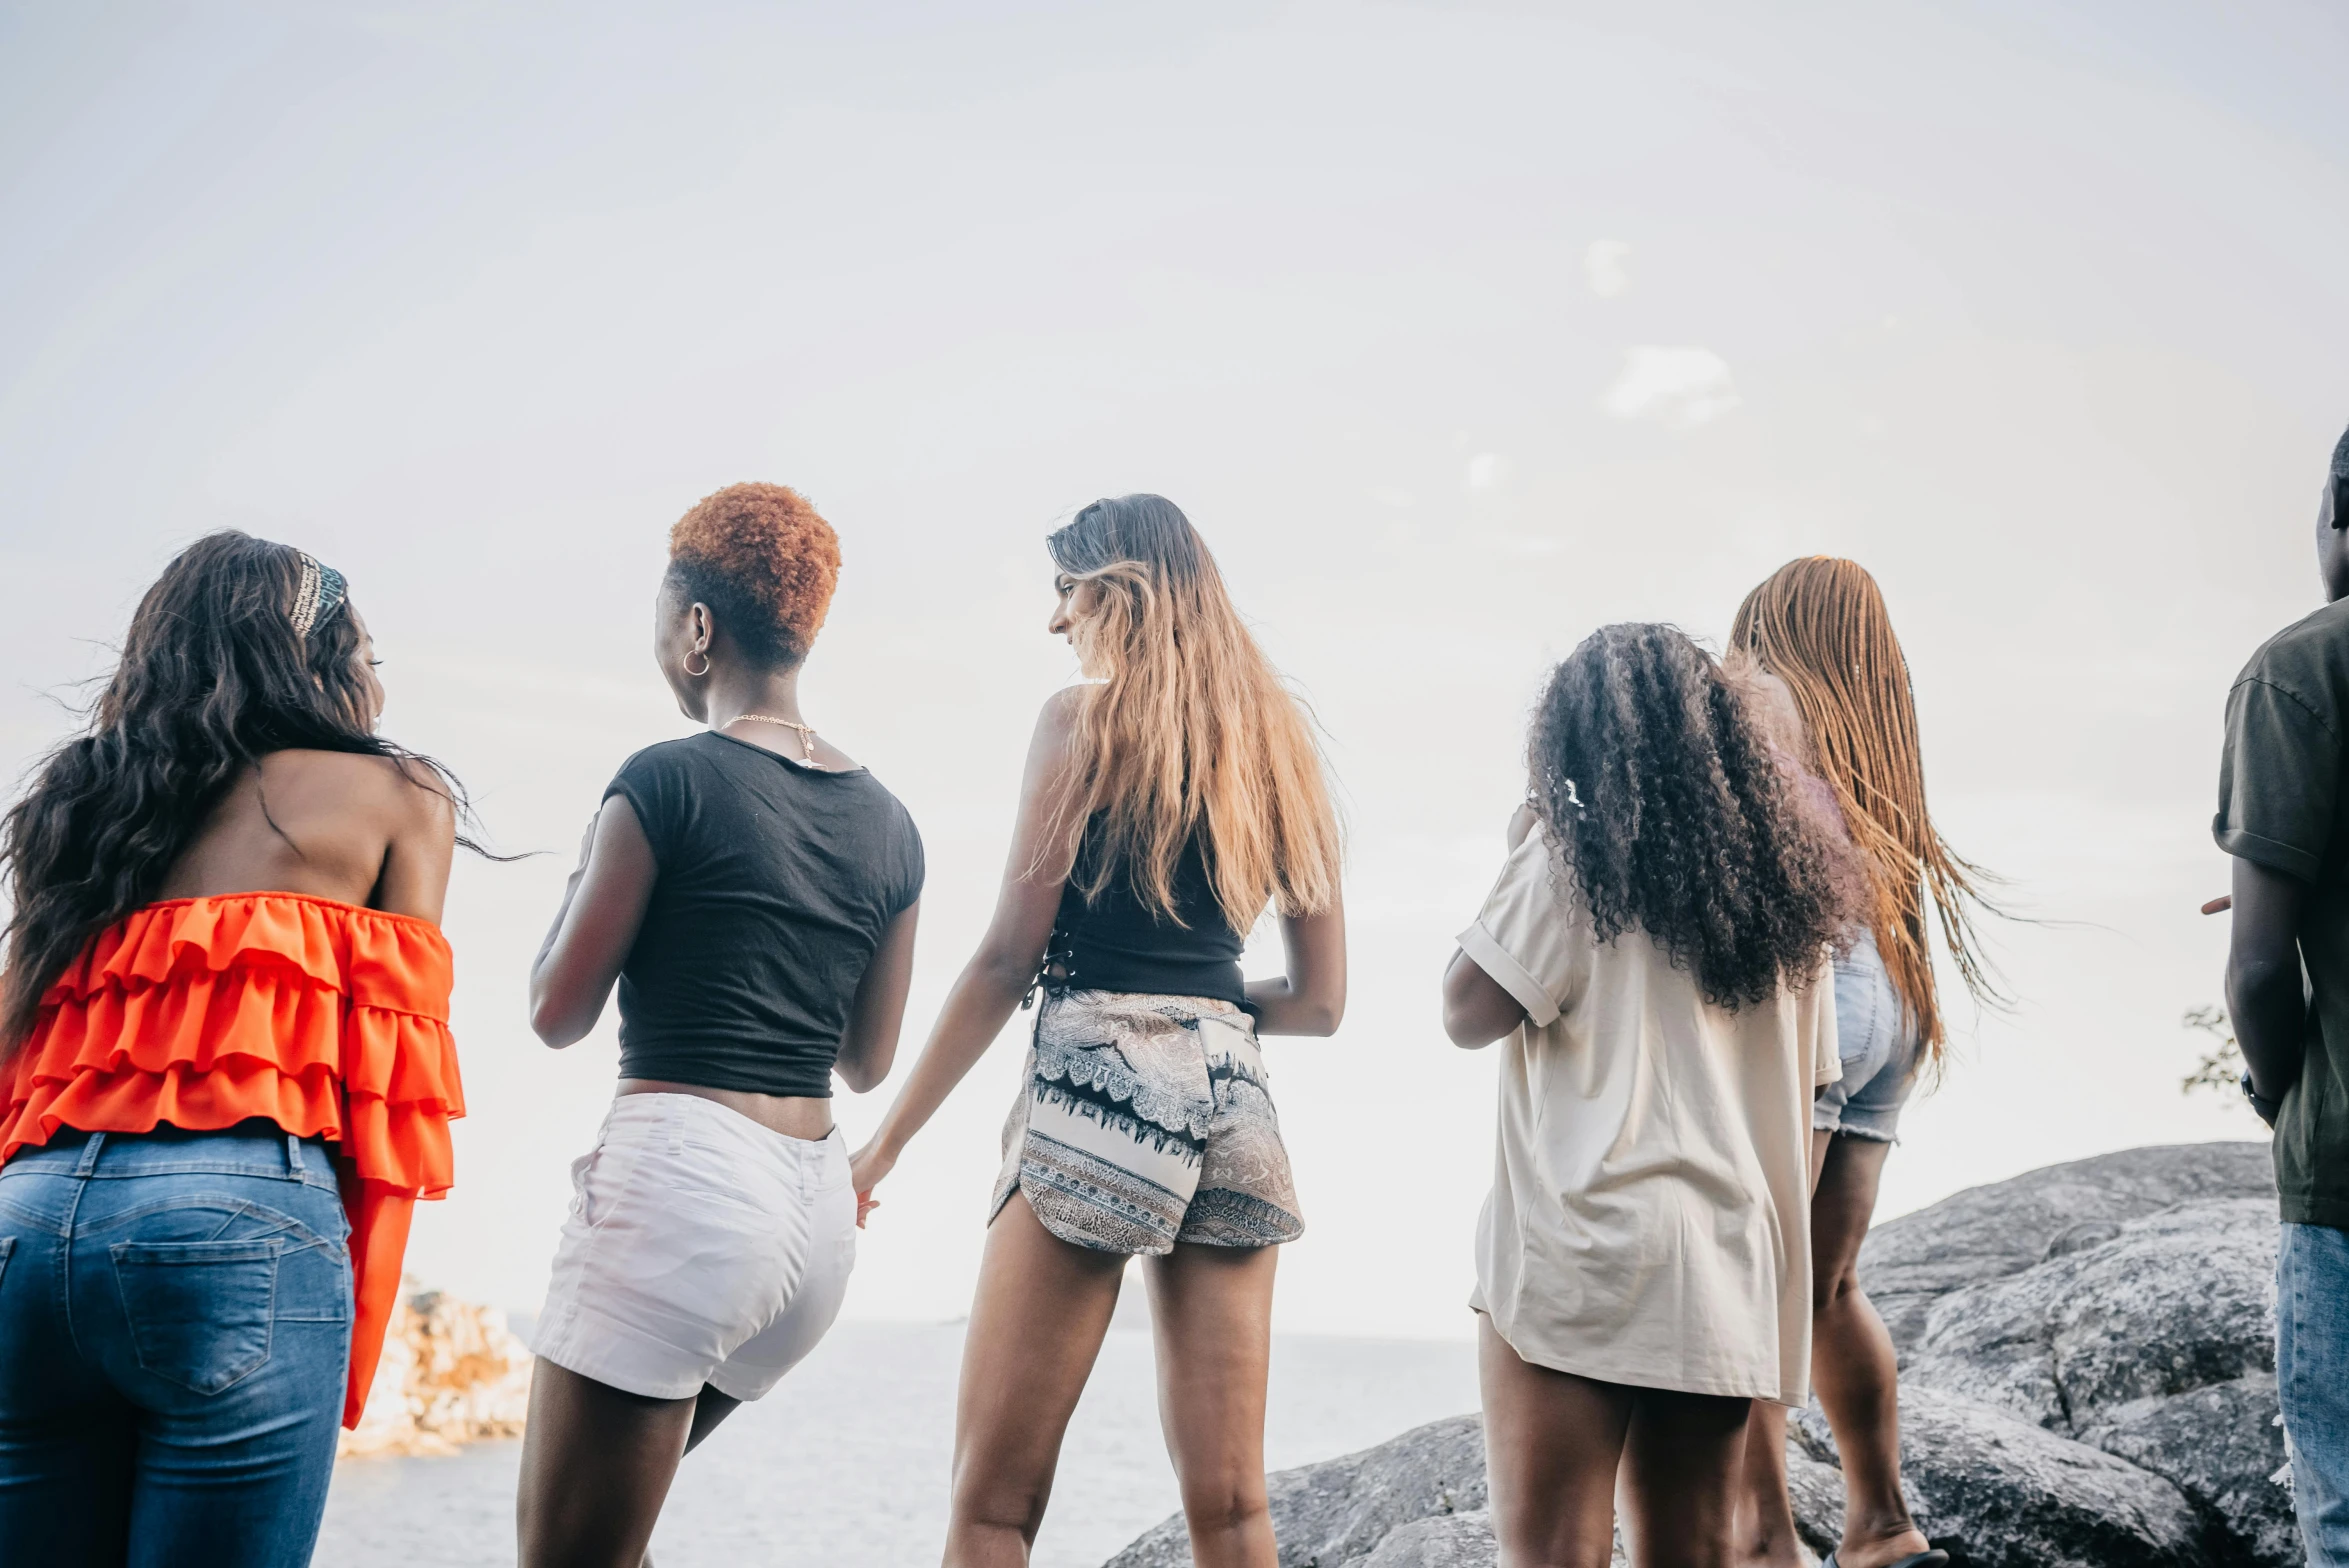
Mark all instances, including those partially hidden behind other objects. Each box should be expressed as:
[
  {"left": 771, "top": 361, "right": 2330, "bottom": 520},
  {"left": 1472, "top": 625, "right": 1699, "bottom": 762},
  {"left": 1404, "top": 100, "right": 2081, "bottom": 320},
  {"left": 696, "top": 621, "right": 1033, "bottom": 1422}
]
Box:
[{"left": 533, "top": 1093, "right": 858, "bottom": 1402}]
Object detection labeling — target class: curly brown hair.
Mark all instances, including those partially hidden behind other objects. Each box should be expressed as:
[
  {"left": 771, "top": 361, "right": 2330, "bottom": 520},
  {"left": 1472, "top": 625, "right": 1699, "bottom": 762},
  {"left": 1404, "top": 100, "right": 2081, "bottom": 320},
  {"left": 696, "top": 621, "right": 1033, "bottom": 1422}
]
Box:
[
  {"left": 1529, "top": 623, "right": 1862, "bottom": 1010},
  {"left": 667, "top": 483, "right": 841, "bottom": 668}
]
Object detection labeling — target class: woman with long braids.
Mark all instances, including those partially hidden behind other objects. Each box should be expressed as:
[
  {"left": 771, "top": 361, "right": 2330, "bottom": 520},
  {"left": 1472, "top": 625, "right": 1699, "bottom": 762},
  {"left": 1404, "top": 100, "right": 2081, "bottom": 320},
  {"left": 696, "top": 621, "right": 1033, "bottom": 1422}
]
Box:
[
  {"left": 1728, "top": 558, "right": 1999, "bottom": 1568},
  {"left": 1443, "top": 623, "right": 1861, "bottom": 1568},
  {"left": 851, "top": 495, "right": 1345, "bottom": 1568},
  {"left": 0, "top": 535, "right": 466, "bottom": 1567},
  {"left": 517, "top": 483, "right": 922, "bottom": 1568}
]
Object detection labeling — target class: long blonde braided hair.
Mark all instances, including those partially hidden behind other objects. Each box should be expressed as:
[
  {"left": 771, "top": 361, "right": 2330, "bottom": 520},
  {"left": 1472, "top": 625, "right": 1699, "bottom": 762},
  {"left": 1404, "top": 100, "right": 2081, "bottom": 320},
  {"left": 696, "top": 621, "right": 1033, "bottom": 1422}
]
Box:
[{"left": 1730, "top": 557, "right": 2001, "bottom": 1056}]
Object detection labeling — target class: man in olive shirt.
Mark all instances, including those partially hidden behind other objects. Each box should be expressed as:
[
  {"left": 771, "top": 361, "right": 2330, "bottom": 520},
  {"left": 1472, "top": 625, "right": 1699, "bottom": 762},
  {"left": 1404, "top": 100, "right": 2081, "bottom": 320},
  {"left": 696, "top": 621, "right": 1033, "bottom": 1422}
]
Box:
[{"left": 2216, "top": 422, "right": 2349, "bottom": 1568}]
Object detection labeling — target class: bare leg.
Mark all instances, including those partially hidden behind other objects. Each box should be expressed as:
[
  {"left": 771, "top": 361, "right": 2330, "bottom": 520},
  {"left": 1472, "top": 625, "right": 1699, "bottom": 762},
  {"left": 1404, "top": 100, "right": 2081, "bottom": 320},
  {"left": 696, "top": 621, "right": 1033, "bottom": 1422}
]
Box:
[
  {"left": 1617, "top": 1387, "right": 1756, "bottom": 1568},
  {"left": 943, "top": 1192, "right": 1128, "bottom": 1567},
  {"left": 1143, "top": 1241, "right": 1280, "bottom": 1568},
  {"left": 618, "top": 1389, "right": 747, "bottom": 1566},
  {"left": 681, "top": 1387, "right": 740, "bottom": 1455},
  {"left": 1736, "top": 1128, "right": 1833, "bottom": 1568},
  {"left": 1479, "top": 1314, "right": 1633, "bottom": 1568},
  {"left": 1737, "top": 1400, "right": 1802, "bottom": 1568},
  {"left": 516, "top": 1359, "right": 696, "bottom": 1568},
  {"left": 1810, "top": 1136, "right": 1930, "bottom": 1568}
]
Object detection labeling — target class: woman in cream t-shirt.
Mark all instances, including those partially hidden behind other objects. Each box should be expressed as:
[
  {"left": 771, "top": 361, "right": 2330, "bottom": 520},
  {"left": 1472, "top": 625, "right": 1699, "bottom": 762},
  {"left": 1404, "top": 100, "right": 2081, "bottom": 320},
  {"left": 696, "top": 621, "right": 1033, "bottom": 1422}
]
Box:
[{"left": 1443, "top": 623, "right": 1859, "bottom": 1568}]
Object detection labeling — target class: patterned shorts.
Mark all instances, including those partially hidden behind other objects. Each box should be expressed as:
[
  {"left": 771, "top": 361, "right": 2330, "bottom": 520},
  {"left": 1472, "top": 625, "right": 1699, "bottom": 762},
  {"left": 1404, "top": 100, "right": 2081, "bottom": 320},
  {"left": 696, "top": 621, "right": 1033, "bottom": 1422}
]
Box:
[{"left": 991, "top": 988, "right": 1303, "bottom": 1254}]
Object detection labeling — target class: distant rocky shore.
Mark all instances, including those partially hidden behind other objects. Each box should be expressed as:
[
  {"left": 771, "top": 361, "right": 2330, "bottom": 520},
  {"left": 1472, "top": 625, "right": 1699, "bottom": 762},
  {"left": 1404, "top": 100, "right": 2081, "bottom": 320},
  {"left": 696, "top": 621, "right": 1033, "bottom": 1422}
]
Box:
[
  {"left": 338, "top": 1284, "right": 534, "bottom": 1459},
  {"left": 1105, "top": 1142, "right": 2291, "bottom": 1568}
]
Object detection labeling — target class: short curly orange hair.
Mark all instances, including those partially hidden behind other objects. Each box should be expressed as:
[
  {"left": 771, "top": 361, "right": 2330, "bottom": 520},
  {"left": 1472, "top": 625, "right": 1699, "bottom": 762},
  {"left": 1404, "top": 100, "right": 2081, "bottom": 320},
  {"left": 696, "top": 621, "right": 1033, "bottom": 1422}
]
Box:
[{"left": 667, "top": 483, "right": 841, "bottom": 668}]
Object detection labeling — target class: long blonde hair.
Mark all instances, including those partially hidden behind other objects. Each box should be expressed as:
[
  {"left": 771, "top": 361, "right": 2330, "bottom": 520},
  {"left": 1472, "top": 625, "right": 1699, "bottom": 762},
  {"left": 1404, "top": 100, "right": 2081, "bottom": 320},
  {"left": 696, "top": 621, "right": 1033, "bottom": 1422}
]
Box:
[
  {"left": 1046, "top": 496, "right": 1341, "bottom": 932},
  {"left": 1730, "top": 557, "right": 2001, "bottom": 1054}
]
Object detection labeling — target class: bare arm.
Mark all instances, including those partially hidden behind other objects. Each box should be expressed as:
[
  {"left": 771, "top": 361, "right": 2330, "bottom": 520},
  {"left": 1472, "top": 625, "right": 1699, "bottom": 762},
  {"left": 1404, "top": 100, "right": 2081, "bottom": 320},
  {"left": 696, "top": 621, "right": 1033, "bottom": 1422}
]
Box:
[
  {"left": 1245, "top": 902, "right": 1347, "bottom": 1036},
  {"left": 361, "top": 755, "right": 458, "bottom": 920},
  {"left": 528, "top": 797, "right": 658, "bottom": 1048},
  {"left": 1442, "top": 948, "right": 1527, "bottom": 1049},
  {"left": 834, "top": 901, "right": 921, "bottom": 1094},
  {"left": 1442, "top": 802, "right": 1540, "bottom": 1048},
  {"left": 370, "top": 761, "right": 457, "bottom": 922},
  {"left": 2226, "top": 855, "right": 2310, "bottom": 1116},
  {"left": 849, "top": 695, "right": 1081, "bottom": 1197}
]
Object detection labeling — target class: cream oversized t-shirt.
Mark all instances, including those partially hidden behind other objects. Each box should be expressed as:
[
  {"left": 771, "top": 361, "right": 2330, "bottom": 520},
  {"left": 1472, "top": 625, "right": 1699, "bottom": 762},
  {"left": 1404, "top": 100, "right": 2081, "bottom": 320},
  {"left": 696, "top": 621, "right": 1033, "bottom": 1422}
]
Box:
[{"left": 1458, "top": 816, "right": 1839, "bottom": 1406}]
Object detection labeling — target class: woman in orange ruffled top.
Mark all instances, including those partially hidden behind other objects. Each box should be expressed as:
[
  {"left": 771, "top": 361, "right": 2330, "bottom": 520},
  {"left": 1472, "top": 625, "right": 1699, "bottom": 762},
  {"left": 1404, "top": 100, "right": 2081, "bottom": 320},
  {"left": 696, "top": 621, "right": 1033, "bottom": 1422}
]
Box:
[{"left": 0, "top": 532, "right": 466, "bottom": 1568}]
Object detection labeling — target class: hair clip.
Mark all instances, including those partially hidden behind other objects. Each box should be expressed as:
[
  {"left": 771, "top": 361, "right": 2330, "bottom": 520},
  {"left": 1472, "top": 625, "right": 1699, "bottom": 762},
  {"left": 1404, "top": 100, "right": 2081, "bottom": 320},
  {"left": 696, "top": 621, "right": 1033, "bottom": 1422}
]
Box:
[{"left": 1561, "top": 778, "right": 1586, "bottom": 811}]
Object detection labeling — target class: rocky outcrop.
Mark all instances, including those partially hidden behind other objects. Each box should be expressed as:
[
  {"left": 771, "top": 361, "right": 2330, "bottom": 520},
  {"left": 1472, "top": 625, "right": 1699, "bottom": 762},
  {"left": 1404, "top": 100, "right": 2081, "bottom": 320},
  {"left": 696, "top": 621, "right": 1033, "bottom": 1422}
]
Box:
[
  {"left": 1858, "top": 1143, "right": 2275, "bottom": 1358},
  {"left": 1874, "top": 1146, "right": 2292, "bottom": 1565},
  {"left": 1107, "top": 1416, "right": 1492, "bottom": 1568},
  {"left": 338, "top": 1282, "right": 535, "bottom": 1459},
  {"left": 1798, "top": 1393, "right": 2215, "bottom": 1568},
  {"left": 1103, "top": 1143, "right": 2296, "bottom": 1568}
]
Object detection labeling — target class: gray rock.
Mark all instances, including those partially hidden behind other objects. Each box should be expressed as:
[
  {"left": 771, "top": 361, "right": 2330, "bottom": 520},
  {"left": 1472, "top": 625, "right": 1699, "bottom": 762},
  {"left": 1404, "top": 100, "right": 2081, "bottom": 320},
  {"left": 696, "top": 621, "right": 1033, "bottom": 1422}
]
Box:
[
  {"left": 1859, "top": 1143, "right": 2272, "bottom": 1356},
  {"left": 1904, "top": 1200, "right": 2277, "bottom": 1429},
  {"left": 1889, "top": 1391, "right": 2210, "bottom": 1568},
  {"left": 1354, "top": 1512, "right": 1500, "bottom": 1568},
  {"left": 1351, "top": 1512, "right": 1630, "bottom": 1568},
  {"left": 1100, "top": 1143, "right": 2291, "bottom": 1568},
  {"left": 1101, "top": 1415, "right": 1486, "bottom": 1568},
  {"left": 2080, "top": 1377, "right": 2297, "bottom": 1568}
]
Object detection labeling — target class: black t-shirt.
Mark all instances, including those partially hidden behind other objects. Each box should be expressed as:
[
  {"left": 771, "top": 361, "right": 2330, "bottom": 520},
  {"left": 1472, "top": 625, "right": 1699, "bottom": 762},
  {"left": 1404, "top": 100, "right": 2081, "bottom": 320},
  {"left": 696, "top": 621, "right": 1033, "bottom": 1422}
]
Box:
[
  {"left": 606, "top": 731, "right": 924, "bottom": 1098},
  {"left": 1050, "top": 819, "right": 1248, "bottom": 1006},
  {"left": 2215, "top": 596, "right": 2349, "bottom": 1229}
]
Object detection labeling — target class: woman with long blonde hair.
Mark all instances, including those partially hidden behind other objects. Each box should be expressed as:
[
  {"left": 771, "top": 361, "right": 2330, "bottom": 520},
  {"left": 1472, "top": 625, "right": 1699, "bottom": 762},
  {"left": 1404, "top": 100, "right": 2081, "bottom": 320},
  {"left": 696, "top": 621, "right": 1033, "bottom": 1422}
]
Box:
[
  {"left": 1727, "top": 556, "right": 2000, "bottom": 1568},
  {"left": 851, "top": 495, "right": 1345, "bottom": 1568}
]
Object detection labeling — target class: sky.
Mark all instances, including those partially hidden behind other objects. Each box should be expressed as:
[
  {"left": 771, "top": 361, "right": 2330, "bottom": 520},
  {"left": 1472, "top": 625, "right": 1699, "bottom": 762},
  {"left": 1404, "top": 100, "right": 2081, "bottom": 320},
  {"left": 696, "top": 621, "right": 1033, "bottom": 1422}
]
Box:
[{"left": 3, "top": 0, "right": 2346, "bottom": 1340}]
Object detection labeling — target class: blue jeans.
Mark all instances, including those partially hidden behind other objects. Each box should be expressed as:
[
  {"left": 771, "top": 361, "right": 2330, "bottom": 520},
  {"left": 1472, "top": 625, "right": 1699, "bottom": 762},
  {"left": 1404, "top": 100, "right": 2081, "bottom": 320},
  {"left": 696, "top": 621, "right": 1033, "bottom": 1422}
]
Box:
[
  {"left": 2281, "top": 1221, "right": 2349, "bottom": 1568},
  {"left": 0, "top": 1122, "right": 354, "bottom": 1568},
  {"left": 1815, "top": 926, "right": 1922, "bottom": 1142}
]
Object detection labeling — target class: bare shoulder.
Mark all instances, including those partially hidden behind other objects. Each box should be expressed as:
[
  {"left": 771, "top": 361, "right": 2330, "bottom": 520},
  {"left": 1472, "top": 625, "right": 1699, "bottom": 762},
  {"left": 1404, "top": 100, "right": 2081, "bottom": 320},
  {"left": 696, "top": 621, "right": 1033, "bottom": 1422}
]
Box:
[
  {"left": 1038, "top": 684, "right": 1092, "bottom": 733},
  {"left": 1024, "top": 686, "right": 1095, "bottom": 776},
  {"left": 264, "top": 750, "right": 453, "bottom": 833}
]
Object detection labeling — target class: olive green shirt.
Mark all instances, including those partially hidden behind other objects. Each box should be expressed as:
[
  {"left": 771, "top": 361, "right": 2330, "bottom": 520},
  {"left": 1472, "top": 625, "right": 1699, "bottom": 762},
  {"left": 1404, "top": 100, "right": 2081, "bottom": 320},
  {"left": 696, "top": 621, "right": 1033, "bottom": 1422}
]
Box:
[{"left": 2216, "top": 596, "right": 2349, "bottom": 1230}]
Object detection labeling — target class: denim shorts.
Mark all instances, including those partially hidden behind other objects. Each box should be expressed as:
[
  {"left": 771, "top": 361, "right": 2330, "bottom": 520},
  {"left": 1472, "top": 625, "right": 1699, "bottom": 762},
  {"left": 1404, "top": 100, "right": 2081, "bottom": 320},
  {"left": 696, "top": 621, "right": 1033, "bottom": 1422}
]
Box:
[
  {"left": 1814, "top": 926, "right": 1924, "bottom": 1143},
  {"left": 0, "top": 1121, "right": 353, "bottom": 1568}
]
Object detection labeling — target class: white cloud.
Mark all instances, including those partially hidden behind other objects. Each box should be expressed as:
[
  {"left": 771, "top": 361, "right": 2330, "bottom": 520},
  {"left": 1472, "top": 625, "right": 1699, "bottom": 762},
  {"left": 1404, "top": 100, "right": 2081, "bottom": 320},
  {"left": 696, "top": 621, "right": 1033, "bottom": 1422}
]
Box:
[
  {"left": 1465, "top": 452, "right": 1509, "bottom": 490},
  {"left": 1584, "top": 239, "right": 1631, "bottom": 298},
  {"left": 1599, "top": 345, "right": 1741, "bottom": 427}
]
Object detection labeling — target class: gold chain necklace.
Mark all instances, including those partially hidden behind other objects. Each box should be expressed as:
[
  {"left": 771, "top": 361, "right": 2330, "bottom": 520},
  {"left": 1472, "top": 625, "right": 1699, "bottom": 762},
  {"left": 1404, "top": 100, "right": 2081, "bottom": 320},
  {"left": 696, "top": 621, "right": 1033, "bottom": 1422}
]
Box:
[{"left": 735, "top": 713, "right": 818, "bottom": 766}]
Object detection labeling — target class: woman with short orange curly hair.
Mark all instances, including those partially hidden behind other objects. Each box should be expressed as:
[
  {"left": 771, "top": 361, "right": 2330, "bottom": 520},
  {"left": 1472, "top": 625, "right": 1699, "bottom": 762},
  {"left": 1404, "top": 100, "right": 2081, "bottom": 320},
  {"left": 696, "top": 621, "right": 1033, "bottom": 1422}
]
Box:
[{"left": 515, "top": 483, "right": 925, "bottom": 1568}]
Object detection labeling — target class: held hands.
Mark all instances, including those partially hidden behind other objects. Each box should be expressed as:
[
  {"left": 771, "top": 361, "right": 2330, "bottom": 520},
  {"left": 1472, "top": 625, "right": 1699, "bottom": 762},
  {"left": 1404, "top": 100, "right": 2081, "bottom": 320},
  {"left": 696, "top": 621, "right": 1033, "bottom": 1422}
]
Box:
[{"left": 848, "top": 1139, "right": 896, "bottom": 1229}]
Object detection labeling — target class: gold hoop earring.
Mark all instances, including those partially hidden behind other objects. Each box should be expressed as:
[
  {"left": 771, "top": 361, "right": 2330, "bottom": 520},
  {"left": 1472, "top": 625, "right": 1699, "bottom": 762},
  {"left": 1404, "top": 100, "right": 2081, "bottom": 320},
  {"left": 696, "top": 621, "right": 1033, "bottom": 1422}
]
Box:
[{"left": 684, "top": 650, "right": 711, "bottom": 678}]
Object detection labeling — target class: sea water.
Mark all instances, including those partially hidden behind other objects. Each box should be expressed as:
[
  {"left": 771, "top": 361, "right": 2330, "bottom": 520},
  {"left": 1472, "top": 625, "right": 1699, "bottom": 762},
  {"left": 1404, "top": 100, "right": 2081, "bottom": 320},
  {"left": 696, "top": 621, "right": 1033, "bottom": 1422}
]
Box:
[{"left": 318, "top": 1319, "right": 1479, "bottom": 1567}]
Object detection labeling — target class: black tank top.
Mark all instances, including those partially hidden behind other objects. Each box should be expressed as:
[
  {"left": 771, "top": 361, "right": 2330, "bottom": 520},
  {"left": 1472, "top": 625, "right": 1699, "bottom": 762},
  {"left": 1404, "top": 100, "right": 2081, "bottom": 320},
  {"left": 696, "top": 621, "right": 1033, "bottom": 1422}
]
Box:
[
  {"left": 605, "top": 732, "right": 924, "bottom": 1098},
  {"left": 1048, "top": 817, "right": 1247, "bottom": 1006}
]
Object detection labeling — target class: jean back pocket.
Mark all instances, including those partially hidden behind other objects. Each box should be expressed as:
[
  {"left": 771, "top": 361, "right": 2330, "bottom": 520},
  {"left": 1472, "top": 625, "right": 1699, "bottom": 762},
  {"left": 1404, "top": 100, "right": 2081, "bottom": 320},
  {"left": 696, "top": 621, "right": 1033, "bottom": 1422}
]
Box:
[{"left": 111, "top": 1238, "right": 282, "bottom": 1395}]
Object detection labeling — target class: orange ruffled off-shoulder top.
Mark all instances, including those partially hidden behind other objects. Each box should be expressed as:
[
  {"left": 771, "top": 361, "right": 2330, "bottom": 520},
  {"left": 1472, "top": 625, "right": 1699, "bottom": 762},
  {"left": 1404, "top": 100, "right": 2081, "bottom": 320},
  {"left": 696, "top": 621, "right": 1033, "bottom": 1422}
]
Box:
[{"left": 0, "top": 893, "right": 462, "bottom": 1429}]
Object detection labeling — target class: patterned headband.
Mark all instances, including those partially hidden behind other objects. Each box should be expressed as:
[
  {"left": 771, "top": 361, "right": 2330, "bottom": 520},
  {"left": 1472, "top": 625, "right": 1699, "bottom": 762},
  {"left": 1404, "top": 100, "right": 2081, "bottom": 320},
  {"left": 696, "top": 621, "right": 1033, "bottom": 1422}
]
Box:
[{"left": 291, "top": 552, "right": 348, "bottom": 641}]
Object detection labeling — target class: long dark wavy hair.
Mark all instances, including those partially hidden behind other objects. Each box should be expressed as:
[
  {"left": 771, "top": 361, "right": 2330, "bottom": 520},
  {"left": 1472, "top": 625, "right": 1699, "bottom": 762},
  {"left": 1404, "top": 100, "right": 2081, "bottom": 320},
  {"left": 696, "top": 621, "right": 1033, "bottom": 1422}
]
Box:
[
  {"left": 1529, "top": 622, "right": 1861, "bottom": 1009},
  {"left": 0, "top": 531, "right": 470, "bottom": 1054}
]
